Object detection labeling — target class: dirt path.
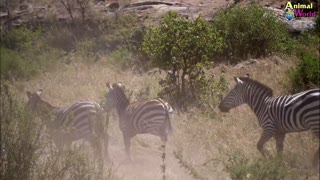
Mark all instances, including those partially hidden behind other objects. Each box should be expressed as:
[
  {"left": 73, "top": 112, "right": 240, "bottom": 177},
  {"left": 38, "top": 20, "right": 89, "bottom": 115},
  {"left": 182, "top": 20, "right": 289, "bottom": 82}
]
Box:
[
  {"left": 106, "top": 117, "right": 194, "bottom": 180},
  {"left": 110, "top": 141, "right": 193, "bottom": 180}
]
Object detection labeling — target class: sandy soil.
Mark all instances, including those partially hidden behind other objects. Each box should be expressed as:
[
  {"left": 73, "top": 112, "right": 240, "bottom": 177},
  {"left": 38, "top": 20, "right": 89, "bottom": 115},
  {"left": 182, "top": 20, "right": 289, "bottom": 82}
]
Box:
[{"left": 106, "top": 113, "right": 195, "bottom": 180}]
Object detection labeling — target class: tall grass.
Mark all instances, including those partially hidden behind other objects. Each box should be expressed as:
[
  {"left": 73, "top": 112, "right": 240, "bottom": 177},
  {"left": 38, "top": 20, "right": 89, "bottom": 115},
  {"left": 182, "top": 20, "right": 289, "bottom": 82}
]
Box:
[{"left": 1, "top": 83, "right": 117, "bottom": 180}]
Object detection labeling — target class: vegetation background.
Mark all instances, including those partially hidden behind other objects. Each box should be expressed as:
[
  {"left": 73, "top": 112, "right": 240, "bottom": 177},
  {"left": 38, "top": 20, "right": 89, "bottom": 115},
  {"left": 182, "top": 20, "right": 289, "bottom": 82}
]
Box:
[{"left": 1, "top": 0, "right": 319, "bottom": 179}]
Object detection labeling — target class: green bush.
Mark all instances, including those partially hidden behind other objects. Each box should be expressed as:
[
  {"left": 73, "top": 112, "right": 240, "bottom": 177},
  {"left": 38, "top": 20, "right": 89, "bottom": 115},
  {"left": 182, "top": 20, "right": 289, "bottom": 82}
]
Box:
[
  {"left": 288, "top": 53, "right": 320, "bottom": 93},
  {"left": 109, "top": 48, "right": 134, "bottom": 69},
  {"left": 0, "top": 47, "right": 38, "bottom": 80},
  {"left": 143, "top": 11, "right": 223, "bottom": 110},
  {"left": 214, "top": 4, "right": 289, "bottom": 60},
  {"left": 197, "top": 75, "right": 229, "bottom": 116},
  {"left": 2, "top": 27, "right": 42, "bottom": 50},
  {"left": 0, "top": 46, "right": 64, "bottom": 80},
  {"left": 225, "top": 153, "right": 295, "bottom": 180},
  {"left": 45, "top": 26, "right": 77, "bottom": 52},
  {"left": 0, "top": 26, "right": 67, "bottom": 80},
  {"left": 291, "top": 31, "right": 320, "bottom": 56}
]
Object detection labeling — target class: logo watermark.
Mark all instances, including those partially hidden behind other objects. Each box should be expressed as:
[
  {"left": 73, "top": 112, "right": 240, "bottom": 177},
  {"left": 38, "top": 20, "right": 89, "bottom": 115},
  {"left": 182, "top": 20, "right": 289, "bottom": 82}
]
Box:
[{"left": 284, "top": 1, "right": 318, "bottom": 21}]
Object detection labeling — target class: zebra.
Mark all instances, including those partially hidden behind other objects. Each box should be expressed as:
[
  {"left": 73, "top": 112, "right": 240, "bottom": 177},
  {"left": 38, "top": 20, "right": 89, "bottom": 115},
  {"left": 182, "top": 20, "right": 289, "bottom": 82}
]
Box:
[
  {"left": 218, "top": 76, "right": 320, "bottom": 167},
  {"left": 105, "top": 82, "right": 173, "bottom": 159},
  {"left": 26, "top": 89, "right": 109, "bottom": 161}
]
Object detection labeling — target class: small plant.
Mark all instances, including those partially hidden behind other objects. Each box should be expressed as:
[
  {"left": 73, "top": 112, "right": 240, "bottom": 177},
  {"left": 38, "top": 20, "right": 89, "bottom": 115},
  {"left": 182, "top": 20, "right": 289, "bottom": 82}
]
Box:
[
  {"left": 214, "top": 4, "right": 289, "bottom": 61},
  {"left": 288, "top": 53, "right": 320, "bottom": 93},
  {"left": 173, "top": 150, "right": 205, "bottom": 180},
  {"left": 109, "top": 48, "right": 134, "bottom": 69},
  {"left": 225, "top": 152, "right": 295, "bottom": 180},
  {"left": 76, "top": 38, "right": 98, "bottom": 60}
]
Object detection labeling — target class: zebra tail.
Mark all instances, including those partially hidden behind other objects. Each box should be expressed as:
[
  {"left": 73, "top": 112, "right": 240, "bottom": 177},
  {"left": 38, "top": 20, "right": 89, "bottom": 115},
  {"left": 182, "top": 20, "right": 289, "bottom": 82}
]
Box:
[{"left": 158, "top": 98, "right": 173, "bottom": 135}]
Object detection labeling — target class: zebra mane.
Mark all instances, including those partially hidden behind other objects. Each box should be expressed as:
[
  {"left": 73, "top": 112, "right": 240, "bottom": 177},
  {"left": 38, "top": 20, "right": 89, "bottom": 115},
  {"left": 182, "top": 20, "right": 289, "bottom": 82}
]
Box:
[{"left": 239, "top": 77, "right": 273, "bottom": 96}]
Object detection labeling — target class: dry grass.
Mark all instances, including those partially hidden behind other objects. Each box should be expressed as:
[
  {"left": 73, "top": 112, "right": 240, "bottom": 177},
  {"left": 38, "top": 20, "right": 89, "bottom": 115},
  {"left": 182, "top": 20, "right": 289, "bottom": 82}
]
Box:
[
  {"left": 9, "top": 54, "right": 319, "bottom": 179},
  {"left": 173, "top": 56, "right": 319, "bottom": 179}
]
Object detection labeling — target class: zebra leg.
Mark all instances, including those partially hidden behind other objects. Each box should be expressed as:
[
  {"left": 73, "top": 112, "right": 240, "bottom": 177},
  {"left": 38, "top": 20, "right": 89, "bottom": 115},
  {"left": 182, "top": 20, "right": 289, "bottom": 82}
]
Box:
[
  {"left": 103, "top": 133, "right": 110, "bottom": 162},
  {"left": 274, "top": 133, "right": 286, "bottom": 155},
  {"left": 160, "top": 132, "right": 168, "bottom": 144},
  {"left": 88, "top": 135, "right": 103, "bottom": 166},
  {"left": 257, "top": 131, "right": 273, "bottom": 158},
  {"left": 104, "top": 113, "right": 110, "bottom": 161},
  {"left": 123, "top": 134, "right": 132, "bottom": 161}
]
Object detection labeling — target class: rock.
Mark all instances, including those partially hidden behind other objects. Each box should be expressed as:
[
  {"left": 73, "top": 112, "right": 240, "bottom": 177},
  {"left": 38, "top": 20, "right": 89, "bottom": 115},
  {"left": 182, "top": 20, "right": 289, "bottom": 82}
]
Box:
[
  {"left": 233, "top": 59, "right": 258, "bottom": 69},
  {"left": 122, "top": 1, "right": 174, "bottom": 9}
]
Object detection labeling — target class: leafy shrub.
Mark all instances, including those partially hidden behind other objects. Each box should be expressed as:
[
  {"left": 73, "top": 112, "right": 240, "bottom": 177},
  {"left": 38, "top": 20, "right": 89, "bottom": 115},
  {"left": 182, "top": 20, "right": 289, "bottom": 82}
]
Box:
[
  {"left": 288, "top": 31, "right": 320, "bottom": 56},
  {"left": 1, "top": 26, "right": 42, "bottom": 50},
  {"left": 76, "top": 38, "right": 98, "bottom": 60},
  {"left": 0, "top": 45, "right": 64, "bottom": 80},
  {"left": 0, "top": 26, "right": 67, "bottom": 80},
  {"left": 45, "top": 26, "right": 78, "bottom": 52},
  {"left": 225, "top": 153, "right": 295, "bottom": 180},
  {"left": 109, "top": 48, "right": 134, "bottom": 69},
  {"left": 214, "top": 4, "right": 289, "bottom": 61},
  {"left": 143, "top": 11, "right": 223, "bottom": 110},
  {"left": 288, "top": 53, "right": 320, "bottom": 93},
  {"left": 0, "top": 47, "right": 38, "bottom": 80},
  {"left": 197, "top": 75, "right": 229, "bottom": 116}
]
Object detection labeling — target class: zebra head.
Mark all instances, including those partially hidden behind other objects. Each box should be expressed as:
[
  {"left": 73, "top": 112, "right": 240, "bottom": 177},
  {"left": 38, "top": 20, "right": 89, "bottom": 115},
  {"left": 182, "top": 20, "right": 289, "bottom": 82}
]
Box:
[
  {"left": 105, "top": 82, "right": 127, "bottom": 112},
  {"left": 218, "top": 77, "right": 246, "bottom": 112},
  {"left": 26, "top": 89, "right": 43, "bottom": 112},
  {"left": 26, "top": 89, "right": 56, "bottom": 117}
]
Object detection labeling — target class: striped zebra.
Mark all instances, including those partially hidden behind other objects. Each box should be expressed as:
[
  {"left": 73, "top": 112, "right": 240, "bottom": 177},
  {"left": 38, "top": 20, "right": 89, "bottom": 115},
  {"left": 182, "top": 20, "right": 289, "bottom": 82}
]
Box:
[
  {"left": 105, "top": 82, "right": 173, "bottom": 159},
  {"left": 26, "top": 89, "right": 109, "bottom": 161},
  {"left": 219, "top": 77, "right": 320, "bottom": 167}
]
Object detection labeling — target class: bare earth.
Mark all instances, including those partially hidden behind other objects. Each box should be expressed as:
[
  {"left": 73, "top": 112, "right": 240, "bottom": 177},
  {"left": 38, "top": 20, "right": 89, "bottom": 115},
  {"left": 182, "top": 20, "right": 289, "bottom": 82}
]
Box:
[{"left": 107, "top": 114, "right": 196, "bottom": 180}]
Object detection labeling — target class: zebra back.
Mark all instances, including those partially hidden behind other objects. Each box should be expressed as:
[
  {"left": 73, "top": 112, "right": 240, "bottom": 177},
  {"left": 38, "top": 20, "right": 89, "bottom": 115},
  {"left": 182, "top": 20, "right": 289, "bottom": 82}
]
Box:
[
  {"left": 26, "top": 90, "right": 105, "bottom": 140},
  {"left": 106, "top": 82, "right": 174, "bottom": 137},
  {"left": 219, "top": 76, "right": 273, "bottom": 113},
  {"left": 219, "top": 77, "right": 320, "bottom": 133}
]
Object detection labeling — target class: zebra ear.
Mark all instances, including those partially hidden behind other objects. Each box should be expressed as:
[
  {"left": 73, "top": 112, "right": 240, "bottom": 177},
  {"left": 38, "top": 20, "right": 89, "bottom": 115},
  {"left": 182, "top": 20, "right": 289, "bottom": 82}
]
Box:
[
  {"left": 106, "top": 82, "right": 113, "bottom": 89},
  {"left": 234, "top": 77, "right": 243, "bottom": 84},
  {"left": 117, "top": 82, "right": 122, "bottom": 87},
  {"left": 36, "top": 89, "right": 43, "bottom": 96},
  {"left": 246, "top": 73, "right": 250, "bottom": 78}
]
